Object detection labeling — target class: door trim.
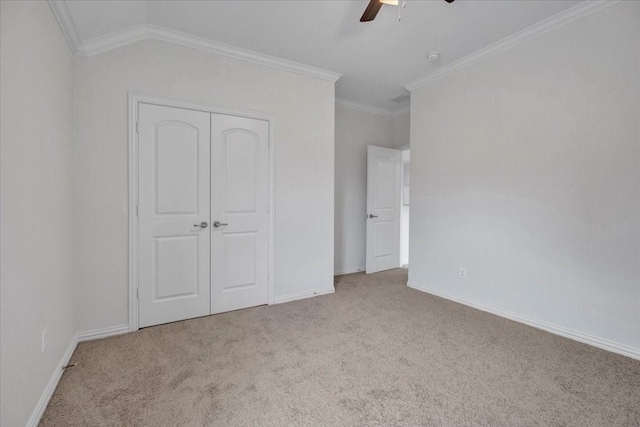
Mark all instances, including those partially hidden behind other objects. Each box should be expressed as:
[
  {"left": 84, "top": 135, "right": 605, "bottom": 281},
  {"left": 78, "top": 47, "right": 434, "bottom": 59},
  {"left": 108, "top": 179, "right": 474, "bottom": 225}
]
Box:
[{"left": 128, "top": 93, "right": 276, "bottom": 332}]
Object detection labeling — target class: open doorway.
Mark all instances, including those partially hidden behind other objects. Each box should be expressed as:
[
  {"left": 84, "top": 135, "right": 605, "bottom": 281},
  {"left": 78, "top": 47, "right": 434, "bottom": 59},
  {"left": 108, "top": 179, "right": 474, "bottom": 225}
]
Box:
[
  {"left": 365, "top": 145, "right": 408, "bottom": 274},
  {"left": 400, "top": 149, "right": 410, "bottom": 268}
]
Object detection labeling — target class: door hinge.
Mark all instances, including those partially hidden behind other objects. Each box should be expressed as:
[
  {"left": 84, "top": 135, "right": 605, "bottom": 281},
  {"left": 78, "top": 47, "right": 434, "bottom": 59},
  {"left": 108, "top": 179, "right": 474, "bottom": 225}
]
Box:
[
  {"left": 136, "top": 204, "right": 139, "bottom": 216},
  {"left": 136, "top": 288, "right": 139, "bottom": 299},
  {"left": 136, "top": 122, "right": 139, "bottom": 133}
]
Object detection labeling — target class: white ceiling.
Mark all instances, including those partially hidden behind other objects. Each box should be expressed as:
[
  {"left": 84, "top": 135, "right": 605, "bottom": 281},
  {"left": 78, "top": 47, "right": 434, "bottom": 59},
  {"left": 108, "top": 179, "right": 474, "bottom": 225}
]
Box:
[{"left": 63, "top": 0, "right": 582, "bottom": 112}]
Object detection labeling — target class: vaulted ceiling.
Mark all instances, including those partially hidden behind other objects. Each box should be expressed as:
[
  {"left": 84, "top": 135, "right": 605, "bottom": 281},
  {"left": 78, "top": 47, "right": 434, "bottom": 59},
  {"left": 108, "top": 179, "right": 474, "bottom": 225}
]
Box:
[{"left": 55, "top": 0, "right": 584, "bottom": 113}]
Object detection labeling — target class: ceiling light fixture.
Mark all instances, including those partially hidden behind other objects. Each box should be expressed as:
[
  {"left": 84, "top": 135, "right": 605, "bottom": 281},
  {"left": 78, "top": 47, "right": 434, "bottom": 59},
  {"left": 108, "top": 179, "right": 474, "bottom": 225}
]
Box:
[
  {"left": 427, "top": 52, "right": 440, "bottom": 61},
  {"left": 379, "top": 0, "right": 407, "bottom": 21}
]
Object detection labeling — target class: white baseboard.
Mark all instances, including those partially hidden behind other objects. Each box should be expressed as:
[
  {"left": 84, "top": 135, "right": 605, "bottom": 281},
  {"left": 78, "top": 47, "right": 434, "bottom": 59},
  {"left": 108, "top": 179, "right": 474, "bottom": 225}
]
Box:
[
  {"left": 27, "top": 324, "right": 131, "bottom": 426},
  {"left": 334, "top": 267, "right": 365, "bottom": 276},
  {"left": 407, "top": 281, "right": 640, "bottom": 361},
  {"left": 77, "top": 324, "right": 130, "bottom": 342},
  {"left": 274, "top": 287, "right": 335, "bottom": 304},
  {"left": 26, "top": 333, "right": 78, "bottom": 427}
]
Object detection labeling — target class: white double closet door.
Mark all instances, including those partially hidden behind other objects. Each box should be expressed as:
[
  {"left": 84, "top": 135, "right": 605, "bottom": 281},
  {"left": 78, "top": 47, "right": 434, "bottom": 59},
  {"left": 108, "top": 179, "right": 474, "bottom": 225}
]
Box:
[{"left": 138, "top": 103, "right": 269, "bottom": 328}]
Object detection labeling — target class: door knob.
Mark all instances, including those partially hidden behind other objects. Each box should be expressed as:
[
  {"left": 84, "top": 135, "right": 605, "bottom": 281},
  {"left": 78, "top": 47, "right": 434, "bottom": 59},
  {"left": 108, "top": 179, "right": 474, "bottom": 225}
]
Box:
[
  {"left": 194, "top": 221, "right": 208, "bottom": 228},
  {"left": 213, "top": 221, "right": 228, "bottom": 228},
  {"left": 367, "top": 214, "right": 378, "bottom": 218}
]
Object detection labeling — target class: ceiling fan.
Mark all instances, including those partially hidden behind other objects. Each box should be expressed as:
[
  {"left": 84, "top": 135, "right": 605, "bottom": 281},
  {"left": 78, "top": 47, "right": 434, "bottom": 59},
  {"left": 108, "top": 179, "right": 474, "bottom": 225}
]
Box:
[{"left": 360, "top": 0, "right": 454, "bottom": 22}]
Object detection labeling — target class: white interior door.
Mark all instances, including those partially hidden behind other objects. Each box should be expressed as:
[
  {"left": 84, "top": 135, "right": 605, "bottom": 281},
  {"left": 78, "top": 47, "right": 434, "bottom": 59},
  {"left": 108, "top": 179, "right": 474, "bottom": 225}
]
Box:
[
  {"left": 366, "top": 145, "right": 401, "bottom": 274},
  {"left": 138, "top": 104, "right": 211, "bottom": 327},
  {"left": 210, "top": 114, "right": 269, "bottom": 314}
]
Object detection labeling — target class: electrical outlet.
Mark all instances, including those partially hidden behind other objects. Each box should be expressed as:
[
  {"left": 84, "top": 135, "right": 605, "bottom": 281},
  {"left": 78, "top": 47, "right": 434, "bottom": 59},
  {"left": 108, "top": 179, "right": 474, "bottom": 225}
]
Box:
[
  {"left": 41, "top": 330, "right": 47, "bottom": 356},
  {"left": 459, "top": 267, "right": 467, "bottom": 279}
]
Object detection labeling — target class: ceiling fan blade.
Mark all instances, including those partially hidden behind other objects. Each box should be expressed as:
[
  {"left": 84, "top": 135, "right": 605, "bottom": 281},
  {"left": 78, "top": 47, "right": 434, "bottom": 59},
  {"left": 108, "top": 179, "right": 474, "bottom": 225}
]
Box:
[
  {"left": 360, "top": 0, "right": 384, "bottom": 22},
  {"left": 360, "top": 0, "right": 452, "bottom": 23}
]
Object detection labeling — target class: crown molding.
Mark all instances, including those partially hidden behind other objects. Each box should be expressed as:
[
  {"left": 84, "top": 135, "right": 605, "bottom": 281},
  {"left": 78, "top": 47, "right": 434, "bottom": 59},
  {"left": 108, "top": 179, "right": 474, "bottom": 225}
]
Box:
[
  {"left": 336, "top": 98, "right": 394, "bottom": 116},
  {"left": 391, "top": 106, "right": 410, "bottom": 117},
  {"left": 74, "top": 24, "right": 148, "bottom": 57},
  {"left": 46, "top": 2, "right": 342, "bottom": 83},
  {"left": 404, "top": 0, "right": 620, "bottom": 91},
  {"left": 48, "top": 0, "right": 83, "bottom": 54},
  {"left": 336, "top": 98, "right": 409, "bottom": 117},
  {"left": 83, "top": 24, "right": 342, "bottom": 82}
]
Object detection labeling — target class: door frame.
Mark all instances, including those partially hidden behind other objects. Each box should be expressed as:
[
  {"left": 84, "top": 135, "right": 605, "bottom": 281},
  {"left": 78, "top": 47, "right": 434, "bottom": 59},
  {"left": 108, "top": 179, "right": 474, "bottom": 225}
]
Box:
[{"left": 127, "top": 93, "right": 276, "bottom": 332}]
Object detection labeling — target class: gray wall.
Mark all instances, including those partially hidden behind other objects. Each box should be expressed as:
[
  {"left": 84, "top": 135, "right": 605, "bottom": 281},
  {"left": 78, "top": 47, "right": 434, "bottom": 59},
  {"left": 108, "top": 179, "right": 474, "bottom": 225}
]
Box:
[
  {"left": 1, "top": 2, "right": 76, "bottom": 425},
  {"left": 393, "top": 110, "right": 410, "bottom": 149},
  {"left": 409, "top": 1, "right": 640, "bottom": 352}
]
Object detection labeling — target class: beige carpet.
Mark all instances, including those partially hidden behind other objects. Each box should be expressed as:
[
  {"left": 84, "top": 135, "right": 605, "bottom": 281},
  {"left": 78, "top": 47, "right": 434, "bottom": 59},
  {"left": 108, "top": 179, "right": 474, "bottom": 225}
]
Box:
[{"left": 42, "top": 269, "right": 640, "bottom": 426}]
